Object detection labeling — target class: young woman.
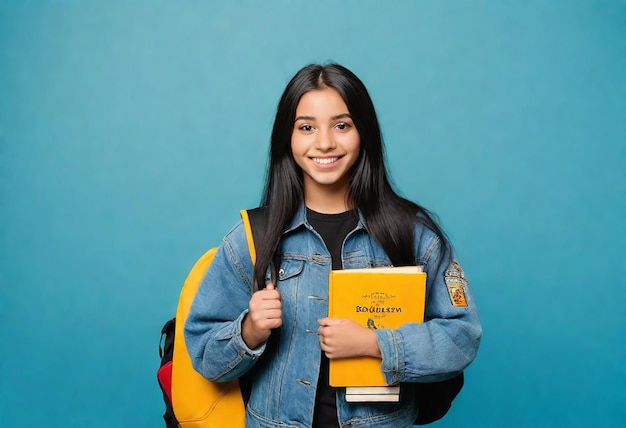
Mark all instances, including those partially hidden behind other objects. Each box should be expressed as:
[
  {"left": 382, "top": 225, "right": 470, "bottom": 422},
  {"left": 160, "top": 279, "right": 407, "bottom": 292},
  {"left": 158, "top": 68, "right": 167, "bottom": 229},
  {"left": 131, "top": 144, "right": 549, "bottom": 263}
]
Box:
[{"left": 184, "top": 63, "right": 482, "bottom": 428}]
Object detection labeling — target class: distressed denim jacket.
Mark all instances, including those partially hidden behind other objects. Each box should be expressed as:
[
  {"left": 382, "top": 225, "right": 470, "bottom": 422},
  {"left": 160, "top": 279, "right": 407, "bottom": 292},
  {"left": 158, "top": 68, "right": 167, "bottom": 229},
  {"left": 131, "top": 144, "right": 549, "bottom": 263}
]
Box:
[{"left": 185, "top": 205, "right": 482, "bottom": 428}]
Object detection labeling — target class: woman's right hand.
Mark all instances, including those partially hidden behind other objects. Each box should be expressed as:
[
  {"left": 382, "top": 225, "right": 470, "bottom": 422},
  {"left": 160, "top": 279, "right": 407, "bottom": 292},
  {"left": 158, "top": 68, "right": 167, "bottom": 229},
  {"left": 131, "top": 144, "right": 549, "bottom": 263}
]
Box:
[{"left": 242, "top": 283, "right": 282, "bottom": 349}]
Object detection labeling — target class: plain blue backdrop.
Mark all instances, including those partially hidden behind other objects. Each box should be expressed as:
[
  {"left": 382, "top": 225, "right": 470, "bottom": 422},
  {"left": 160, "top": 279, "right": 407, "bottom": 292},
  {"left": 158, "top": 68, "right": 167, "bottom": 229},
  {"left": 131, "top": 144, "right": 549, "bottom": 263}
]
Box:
[{"left": 1, "top": 1, "right": 625, "bottom": 427}]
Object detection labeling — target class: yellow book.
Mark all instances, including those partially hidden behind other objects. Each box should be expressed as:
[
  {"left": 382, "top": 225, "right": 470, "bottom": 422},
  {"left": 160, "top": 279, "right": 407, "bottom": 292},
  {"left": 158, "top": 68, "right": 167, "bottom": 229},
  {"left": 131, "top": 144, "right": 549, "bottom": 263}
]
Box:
[{"left": 328, "top": 266, "right": 426, "bottom": 387}]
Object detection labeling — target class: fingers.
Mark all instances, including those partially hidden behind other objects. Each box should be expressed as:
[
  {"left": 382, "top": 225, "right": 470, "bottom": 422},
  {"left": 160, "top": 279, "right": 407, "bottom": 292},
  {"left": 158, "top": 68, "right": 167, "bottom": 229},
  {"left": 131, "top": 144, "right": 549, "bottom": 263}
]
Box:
[
  {"left": 262, "top": 283, "right": 280, "bottom": 300},
  {"left": 248, "top": 283, "right": 282, "bottom": 330},
  {"left": 317, "top": 318, "right": 380, "bottom": 359},
  {"left": 242, "top": 283, "right": 282, "bottom": 349},
  {"left": 319, "top": 331, "right": 336, "bottom": 359},
  {"left": 251, "top": 284, "right": 280, "bottom": 307},
  {"left": 317, "top": 317, "right": 343, "bottom": 327},
  {"left": 317, "top": 319, "right": 339, "bottom": 358}
]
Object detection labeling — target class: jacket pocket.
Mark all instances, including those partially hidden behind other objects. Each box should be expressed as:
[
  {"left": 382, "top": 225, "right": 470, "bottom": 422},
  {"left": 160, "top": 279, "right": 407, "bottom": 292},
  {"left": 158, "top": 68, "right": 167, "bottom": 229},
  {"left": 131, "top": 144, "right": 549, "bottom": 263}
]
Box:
[{"left": 277, "top": 259, "right": 304, "bottom": 281}]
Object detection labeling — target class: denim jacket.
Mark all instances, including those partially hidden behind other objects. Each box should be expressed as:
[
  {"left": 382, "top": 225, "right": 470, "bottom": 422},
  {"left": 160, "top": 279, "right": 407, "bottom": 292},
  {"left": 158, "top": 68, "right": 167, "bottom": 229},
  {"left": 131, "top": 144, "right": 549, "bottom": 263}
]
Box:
[{"left": 185, "top": 205, "right": 482, "bottom": 428}]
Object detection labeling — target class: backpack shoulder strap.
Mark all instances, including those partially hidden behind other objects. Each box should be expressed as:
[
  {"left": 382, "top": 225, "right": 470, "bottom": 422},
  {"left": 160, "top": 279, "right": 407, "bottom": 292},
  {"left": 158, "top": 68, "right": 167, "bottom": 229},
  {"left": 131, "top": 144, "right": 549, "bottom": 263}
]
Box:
[
  {"left": 239, "top": 207, "right": 268, "bottom": 265},
  {"left": 169, "top": 208, "right": 269, "bottom": 427}
]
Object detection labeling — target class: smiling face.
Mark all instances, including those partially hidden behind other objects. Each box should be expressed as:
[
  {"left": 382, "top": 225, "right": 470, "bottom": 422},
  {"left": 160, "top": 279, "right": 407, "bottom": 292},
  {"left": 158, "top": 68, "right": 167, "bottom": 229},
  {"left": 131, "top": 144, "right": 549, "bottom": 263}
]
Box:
[{"left": 291, "top": 88, "right": 361, "bottom": 212}]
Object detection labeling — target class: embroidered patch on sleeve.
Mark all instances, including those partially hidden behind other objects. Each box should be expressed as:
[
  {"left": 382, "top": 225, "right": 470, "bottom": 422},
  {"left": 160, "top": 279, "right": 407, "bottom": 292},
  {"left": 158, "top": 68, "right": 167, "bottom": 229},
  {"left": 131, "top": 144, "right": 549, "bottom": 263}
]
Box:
[{"left": 444, "top": 261, "right": 468, "bottom": 307}]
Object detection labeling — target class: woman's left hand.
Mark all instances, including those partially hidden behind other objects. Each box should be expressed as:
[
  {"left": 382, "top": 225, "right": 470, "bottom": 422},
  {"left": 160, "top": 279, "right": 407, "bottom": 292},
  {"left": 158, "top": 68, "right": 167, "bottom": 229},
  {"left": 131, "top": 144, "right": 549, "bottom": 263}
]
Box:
[{"left": 317, "top": 317, "right": 382, "bottom": 359}]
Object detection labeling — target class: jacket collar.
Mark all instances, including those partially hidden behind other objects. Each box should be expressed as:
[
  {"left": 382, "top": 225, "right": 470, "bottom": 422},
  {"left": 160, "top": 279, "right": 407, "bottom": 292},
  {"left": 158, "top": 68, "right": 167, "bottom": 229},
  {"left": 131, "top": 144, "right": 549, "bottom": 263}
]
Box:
[{"left": 283, "top": 202, "right": 367, "bottom": 235}]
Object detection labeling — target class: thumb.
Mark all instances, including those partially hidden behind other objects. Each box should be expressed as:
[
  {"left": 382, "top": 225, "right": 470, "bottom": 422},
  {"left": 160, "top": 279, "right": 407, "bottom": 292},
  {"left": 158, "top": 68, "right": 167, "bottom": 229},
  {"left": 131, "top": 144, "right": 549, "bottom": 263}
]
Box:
[{"left": 265, "top": 283, "right": 275, "bottom": 290}]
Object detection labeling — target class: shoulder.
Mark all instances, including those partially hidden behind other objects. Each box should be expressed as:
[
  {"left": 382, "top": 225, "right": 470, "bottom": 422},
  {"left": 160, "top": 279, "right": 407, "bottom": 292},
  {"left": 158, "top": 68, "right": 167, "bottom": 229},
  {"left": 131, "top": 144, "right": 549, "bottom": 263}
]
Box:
[
  {"left": 412, "top": 217, "right": 450, "bottom": 266},
  {"left": 208, "top": 217, "right": 255, "bottom": 289},
  {"left": 222, "top": 218, "right": 250, "bottom": 261}
]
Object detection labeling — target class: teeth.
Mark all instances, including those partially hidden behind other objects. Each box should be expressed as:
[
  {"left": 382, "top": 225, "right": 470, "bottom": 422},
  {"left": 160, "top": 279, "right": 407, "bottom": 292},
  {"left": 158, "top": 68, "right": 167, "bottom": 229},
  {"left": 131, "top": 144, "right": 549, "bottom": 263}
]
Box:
[{"left": 312, "top": 157, "right": 339, "bottom": 164}]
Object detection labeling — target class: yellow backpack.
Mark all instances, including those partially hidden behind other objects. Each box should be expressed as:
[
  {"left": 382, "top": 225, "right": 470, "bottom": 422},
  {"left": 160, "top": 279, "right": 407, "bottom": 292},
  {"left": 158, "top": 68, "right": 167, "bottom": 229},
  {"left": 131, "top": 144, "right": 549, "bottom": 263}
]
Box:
[{"left": 157, "top": 208, "right": 265, "bottom": 428}]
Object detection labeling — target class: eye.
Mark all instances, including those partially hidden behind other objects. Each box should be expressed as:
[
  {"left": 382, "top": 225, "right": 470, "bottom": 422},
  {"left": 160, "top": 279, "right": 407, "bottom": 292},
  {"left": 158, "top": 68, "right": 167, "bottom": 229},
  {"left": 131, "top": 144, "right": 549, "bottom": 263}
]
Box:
[
  {"left": 335, "top": 122, "right": 350, "bottom": 131},
  {"left": 299, "top": 124, "right": 313, "bottom": 132}
]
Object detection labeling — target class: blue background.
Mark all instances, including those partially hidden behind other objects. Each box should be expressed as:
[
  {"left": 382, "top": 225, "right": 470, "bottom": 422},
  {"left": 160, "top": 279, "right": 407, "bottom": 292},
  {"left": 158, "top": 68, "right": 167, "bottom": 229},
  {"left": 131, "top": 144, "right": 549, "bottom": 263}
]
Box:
[{"left": 1, "top": 1, "right": 625, "bottom": 427}]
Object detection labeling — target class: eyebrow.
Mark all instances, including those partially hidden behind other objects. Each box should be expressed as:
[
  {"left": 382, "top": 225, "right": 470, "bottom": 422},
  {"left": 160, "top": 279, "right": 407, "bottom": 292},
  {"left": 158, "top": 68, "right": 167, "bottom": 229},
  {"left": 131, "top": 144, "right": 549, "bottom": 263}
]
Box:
[{"left": 294, "top": 113, "right": 352, "bottom": 122}]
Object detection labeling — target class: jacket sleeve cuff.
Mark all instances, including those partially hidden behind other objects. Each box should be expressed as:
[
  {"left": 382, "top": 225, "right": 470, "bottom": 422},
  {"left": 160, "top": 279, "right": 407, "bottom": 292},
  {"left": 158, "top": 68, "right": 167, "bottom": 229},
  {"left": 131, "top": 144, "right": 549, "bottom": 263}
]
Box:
[
  {"left": 214, "top": 310, "right": 266, "bottom": 380},
  {"left": 233, "top": 309, "right": 267, "bottom": 362},
  {"left": 375, "top": 328, "right": 405, "bottom": 384}
]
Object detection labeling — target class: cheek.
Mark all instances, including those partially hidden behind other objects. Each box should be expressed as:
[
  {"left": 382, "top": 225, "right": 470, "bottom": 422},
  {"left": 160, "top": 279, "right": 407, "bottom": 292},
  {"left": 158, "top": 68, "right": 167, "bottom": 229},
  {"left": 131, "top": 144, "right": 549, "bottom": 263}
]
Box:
[
  {"left": 290, "top": 137, "right": 306, "bottom": 167},
  {"left": 290, "top": 135, "right": 302, "bottom": 156},
  {"left": 346, "top": 138, "right": 361, "bottom": 169},
  {"left": 346, "top": 135, "right": 361, "bottom": 156}
]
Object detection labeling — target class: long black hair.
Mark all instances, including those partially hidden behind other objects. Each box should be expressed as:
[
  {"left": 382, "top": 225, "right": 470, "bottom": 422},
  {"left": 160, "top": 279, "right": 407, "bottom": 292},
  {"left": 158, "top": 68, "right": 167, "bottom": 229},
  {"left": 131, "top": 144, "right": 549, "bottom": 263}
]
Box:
[{"left": 253, "top": 63, "right": 449, "bottom": 288}]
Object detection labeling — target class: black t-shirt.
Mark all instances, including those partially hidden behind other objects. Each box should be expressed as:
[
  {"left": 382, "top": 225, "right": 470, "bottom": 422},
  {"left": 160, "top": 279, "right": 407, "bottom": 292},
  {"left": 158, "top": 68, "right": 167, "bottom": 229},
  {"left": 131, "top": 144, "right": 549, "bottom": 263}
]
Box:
[{"left": 307, "top": 208, "right": 359, "bottom": 428}]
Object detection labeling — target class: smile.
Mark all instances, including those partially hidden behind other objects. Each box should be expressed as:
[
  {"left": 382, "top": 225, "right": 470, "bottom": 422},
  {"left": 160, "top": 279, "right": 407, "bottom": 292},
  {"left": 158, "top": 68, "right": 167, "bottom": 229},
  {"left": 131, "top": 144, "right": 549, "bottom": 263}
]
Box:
[{"left": 311, "top": 157, "right": 341, "bottom": 165}]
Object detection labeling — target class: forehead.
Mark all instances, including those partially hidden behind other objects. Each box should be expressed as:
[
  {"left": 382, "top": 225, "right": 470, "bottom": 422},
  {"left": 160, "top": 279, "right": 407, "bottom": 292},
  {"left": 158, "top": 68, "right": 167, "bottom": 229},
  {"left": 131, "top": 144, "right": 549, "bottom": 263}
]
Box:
[{"left": 295, "top": 88, "right": 349, "bottom": 116}]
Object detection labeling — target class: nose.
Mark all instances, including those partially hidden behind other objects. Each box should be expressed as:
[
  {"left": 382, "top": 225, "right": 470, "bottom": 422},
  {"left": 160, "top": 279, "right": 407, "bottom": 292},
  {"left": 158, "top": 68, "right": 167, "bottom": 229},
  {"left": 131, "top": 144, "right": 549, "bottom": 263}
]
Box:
[{"left": 315, "top": 128, "right": 336, "bottom": 151}]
